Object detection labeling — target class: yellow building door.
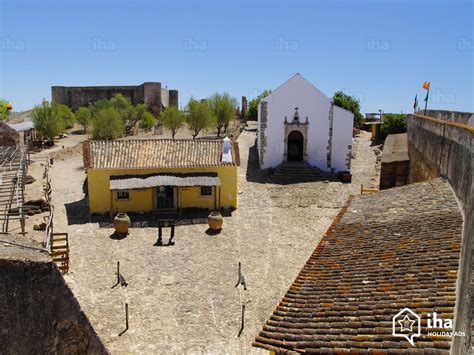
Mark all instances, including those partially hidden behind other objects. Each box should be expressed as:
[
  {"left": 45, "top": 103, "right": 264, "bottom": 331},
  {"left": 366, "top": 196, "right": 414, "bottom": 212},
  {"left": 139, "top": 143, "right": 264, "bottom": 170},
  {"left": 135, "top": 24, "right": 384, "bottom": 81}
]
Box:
[{"left": 156, "top": 186, "right": 174, "bottom": 209}]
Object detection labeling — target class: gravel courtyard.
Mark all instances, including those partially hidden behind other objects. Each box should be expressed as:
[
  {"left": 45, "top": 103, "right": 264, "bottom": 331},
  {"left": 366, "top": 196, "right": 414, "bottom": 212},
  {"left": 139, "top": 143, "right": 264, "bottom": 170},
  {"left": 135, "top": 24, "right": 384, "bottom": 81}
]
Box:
[{"left": 29, "top": 123, "right": 378, "bottom": 354}]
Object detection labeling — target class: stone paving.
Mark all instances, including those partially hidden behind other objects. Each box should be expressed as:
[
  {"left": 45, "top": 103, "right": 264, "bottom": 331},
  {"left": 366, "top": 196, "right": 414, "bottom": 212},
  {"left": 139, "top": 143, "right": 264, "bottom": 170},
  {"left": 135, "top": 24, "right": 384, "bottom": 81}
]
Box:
[{"left": 30, "top": 122, "right": 380, "bottom": 354}]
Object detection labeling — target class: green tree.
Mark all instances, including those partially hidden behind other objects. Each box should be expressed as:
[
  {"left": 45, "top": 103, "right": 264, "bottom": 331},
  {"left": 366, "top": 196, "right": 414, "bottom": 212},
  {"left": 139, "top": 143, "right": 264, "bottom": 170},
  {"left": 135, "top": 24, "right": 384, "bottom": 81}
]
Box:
[
  {"left": 134, "top": 103, "right": 156, "bottom": 130},
  {"left": 208, "top": 92, "right": 238, "bottom": 137},
  {"left": 0, "top": 99, "right": 12, "bottom": 121},
  {"left": 92, "top": 107, "right": 124, "bottom": 140},
  {"left": 380, "top": 114, "right": 407, "bottom": 139},
  {"left": 139, "top": 111, "right": 156, "bottom": 129},
  {"left": 32, "top": 100, "right": 65, "bottom": 144},
  {"left": 332, "top": 91, "right": 364, "bottom": 128},
  {"left": 109, "top": 94, "right": 135, "bottom": 130},
  {"left": 247, "top": 90, "right": 271, "bottom": 121},
  {"left": 186, "top": 98, "right": 213, "bottom": 139},
  {"left": 87, "top": 94, "right": 155, "bottom": 136},
  {"left": 160, "top": 106, "right": 185, "bottom": 139},
  {"left": 75, "top": 107, "right": 92, "bottom": 133},
  {"left": 52, "top": 103, "right": 75, "bottom": 128}
]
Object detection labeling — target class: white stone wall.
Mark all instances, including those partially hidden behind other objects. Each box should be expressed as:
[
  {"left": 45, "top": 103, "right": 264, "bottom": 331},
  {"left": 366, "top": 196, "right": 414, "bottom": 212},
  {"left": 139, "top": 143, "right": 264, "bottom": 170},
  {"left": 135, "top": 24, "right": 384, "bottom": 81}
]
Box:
[
  {"left": 257, "top": 74, "right": 353, "bottom": 173},
  {"left": 331, "top": 105, "right": 353, "bottom": 172}
]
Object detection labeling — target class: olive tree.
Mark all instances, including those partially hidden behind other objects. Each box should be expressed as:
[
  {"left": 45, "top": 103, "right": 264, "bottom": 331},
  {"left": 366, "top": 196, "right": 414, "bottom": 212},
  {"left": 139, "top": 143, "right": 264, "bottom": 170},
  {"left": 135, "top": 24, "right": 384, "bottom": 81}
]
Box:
[
  {"left": 92, "top": 107, "right": 124, "bottom": 140},
  {"left": 75, "top": 107, "right": 92, "bottom": 133},
  {"left": 32, "top": 101, "right": 65, "bottom": 144},
  {"left": 52, "top": 103, "right": 75, "bottom": 128},
  {"left": 208, "top": 92, "right": 238, "bottom": 137},
  {"left": 139, "top": 111, "right": 156, "bottom": 129},
  {"left": 186, "top": 99, "right": 214, "bottom": 139},
  {"left": 160, "top": 106, "right": 185, "bottom": 139}
]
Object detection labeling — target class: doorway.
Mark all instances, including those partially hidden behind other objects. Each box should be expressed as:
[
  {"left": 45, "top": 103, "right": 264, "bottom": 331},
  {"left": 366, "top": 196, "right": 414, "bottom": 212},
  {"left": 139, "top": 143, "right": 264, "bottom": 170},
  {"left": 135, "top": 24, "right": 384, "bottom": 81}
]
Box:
[
  {"left": 156, "top": 186, "right": 174, "bottom": 209},
  {"left": 287, "top": 131, "right": 304, "bottom": 161}
]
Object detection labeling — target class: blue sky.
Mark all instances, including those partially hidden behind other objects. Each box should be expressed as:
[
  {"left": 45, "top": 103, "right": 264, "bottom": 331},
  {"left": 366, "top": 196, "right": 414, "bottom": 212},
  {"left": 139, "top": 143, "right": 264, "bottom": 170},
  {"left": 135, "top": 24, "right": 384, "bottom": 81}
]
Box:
[{"left": 1, "top": 0, "right": 472, "bottom": 113}]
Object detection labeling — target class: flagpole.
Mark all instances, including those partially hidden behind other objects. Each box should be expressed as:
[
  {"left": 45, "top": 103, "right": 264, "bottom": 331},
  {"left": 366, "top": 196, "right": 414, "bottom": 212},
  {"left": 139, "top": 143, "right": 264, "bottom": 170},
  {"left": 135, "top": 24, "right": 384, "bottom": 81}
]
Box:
[{"left": 424, "top": 88, "right": 429, "bottom": 116}]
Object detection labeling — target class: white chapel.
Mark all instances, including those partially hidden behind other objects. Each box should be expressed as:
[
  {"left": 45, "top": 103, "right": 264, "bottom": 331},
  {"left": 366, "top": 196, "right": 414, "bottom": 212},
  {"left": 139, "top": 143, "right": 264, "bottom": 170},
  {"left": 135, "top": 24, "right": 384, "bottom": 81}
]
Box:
[{"left": 257, "top": 73, "right": 354, "bottom": 173}]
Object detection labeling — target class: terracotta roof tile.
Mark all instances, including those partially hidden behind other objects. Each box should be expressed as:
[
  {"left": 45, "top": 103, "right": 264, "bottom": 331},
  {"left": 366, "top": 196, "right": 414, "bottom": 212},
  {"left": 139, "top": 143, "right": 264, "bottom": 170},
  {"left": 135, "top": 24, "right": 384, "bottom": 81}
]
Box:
[
  {"left": 85, "top": 139, "right": 238, "bottom": 170},
  {"left": 253, "top": 178, "right": 462, "bottom": 354}
]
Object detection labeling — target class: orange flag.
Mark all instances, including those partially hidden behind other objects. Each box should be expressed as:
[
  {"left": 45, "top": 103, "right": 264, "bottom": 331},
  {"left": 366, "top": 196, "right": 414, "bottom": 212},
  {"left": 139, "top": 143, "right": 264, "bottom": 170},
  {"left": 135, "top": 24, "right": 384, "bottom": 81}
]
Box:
[{"left": 423, "top": 81, "right": 430, "bottom": 90}]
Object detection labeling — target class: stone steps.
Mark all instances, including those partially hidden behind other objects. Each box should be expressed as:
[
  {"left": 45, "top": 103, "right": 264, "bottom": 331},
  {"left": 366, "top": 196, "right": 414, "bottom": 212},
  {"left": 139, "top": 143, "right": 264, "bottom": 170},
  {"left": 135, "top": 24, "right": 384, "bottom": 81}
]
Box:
[{"left": 271, "top": 162, "right": 327, "bottom": 183}]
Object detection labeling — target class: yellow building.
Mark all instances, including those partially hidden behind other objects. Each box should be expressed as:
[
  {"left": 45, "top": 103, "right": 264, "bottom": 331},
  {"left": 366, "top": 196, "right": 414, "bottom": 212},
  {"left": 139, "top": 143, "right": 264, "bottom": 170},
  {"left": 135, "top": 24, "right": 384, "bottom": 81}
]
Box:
[{"left": 83, "top": 138, "right": 239, "bottom": 214}]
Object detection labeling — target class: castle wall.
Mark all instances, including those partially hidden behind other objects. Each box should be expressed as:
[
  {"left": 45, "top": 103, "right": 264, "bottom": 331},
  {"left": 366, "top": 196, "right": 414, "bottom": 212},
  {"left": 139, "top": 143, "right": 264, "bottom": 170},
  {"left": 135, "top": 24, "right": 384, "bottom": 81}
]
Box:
[
  {"left": 169, "top": 90, "right": 179, "bottom": 108},
  {"left": 52, "top": 82, "right": 177, "bottom": 111},
  {"left": 407, "top": 114, "right": 473, "bottom": 354}
]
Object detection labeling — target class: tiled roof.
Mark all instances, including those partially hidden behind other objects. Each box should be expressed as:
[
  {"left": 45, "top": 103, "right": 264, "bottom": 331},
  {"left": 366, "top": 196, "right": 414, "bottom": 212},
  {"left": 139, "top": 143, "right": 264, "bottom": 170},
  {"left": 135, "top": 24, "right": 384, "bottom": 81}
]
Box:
[
  {"left": 254, "top": 178, "right": 463, "bottom": 353},
  {"left": 84, "top": 139, "right": 239, "bottom": 170}
]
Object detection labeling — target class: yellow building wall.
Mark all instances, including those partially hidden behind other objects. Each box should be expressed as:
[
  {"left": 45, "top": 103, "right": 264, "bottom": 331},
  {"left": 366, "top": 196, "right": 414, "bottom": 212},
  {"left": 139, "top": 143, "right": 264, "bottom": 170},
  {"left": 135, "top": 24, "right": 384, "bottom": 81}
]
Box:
[{"left": 87, "top": 166, "right": 238, "bottom": 214}]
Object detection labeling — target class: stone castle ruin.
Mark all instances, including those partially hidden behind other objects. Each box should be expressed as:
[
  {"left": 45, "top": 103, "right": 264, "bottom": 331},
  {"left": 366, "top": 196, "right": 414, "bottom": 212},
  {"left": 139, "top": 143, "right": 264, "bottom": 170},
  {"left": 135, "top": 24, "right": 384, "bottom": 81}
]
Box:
[{"left": 52, "top": 82, "right": 178, "bottom": 113}]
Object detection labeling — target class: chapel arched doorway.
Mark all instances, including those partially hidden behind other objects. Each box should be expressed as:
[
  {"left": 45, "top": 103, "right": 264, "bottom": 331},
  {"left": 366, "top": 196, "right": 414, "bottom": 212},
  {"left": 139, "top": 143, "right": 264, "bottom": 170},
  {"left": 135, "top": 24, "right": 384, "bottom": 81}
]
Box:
[{"left": 287, "top": 131, "right": 304, "bottom": 161}]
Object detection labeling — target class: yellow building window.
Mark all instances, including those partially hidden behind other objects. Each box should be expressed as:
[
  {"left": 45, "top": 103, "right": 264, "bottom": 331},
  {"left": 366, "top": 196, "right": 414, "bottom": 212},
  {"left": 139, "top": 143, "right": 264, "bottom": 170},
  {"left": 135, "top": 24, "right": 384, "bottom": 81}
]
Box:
[
  {"left": 200, "top": 186, "right": 213, "bottom": 196},
  {"left": 116, "top": 191, "right": 130, "bottom": 200}
]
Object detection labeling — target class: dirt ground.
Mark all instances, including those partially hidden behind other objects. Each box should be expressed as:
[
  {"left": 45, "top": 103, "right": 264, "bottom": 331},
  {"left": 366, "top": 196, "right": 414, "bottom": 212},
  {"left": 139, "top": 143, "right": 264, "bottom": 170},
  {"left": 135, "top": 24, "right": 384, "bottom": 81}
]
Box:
[{"left": 19, "top": 122, "right": 379, "bottom": 354}]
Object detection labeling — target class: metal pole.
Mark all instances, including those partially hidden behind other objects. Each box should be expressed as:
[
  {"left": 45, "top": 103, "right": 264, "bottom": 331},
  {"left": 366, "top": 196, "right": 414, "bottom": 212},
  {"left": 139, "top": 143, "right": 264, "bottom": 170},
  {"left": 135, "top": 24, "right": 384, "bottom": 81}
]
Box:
[
  {"left": 424, "top": 88, "right": 429, "bottom": 116},
  {"left": 125, "top": 303, "right": 129, "bottom": 329},
  {"left": 238, "top": 304, "right": 245, "bottom": 337}
]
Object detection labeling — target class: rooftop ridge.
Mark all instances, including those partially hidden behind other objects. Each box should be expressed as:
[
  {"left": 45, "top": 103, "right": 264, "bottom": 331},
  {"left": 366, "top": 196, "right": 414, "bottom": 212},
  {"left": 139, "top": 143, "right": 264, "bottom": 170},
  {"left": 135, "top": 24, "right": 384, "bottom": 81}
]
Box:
[{"left": 90, "top": 138, "right": 225, "bottom": 143}]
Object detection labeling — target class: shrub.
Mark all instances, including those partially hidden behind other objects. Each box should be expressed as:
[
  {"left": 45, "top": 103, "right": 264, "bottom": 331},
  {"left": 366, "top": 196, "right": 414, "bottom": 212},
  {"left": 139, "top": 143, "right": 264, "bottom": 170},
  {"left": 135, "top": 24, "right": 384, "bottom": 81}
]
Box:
[
  {"left": 381, "top": 114, "right": 407, "bottom": 139},
  {"left": 333, "top": 91, "right": 364, "bottom": 128},
  {"left": 247, "top": 90, "right": 270, "bottom": 121}
]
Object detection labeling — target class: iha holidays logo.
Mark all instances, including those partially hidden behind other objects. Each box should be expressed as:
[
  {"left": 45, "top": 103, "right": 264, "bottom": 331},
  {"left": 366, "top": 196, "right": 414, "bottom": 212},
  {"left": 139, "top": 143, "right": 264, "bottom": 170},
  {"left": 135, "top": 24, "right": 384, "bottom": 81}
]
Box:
[{"left": 392, "top": 308, "right": 466, "bottom": 346}]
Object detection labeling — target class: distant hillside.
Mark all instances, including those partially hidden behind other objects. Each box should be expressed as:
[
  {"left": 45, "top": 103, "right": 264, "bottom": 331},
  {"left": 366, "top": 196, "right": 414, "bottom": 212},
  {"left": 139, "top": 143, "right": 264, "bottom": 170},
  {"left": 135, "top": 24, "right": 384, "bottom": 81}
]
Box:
[{"left": 8, "top": 109, "right": 33, "bottom": 124}]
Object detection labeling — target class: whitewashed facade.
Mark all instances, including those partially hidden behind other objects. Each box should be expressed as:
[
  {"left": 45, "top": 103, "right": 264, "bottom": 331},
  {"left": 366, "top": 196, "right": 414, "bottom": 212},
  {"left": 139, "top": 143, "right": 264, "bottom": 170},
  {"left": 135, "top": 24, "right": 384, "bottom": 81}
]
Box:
[{"left": 257, "top": 73, "right": 354, "bottom": 172}]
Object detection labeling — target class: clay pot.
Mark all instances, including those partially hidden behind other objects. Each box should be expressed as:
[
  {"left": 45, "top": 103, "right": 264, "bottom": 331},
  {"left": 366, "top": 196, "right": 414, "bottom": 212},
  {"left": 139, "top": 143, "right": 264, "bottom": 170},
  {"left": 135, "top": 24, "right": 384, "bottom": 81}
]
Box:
[
  {"left": 208, "top": 211, "right": 223, "bottom": 231},
  {"left": 114, "top": 213, "right": 131, "bottom": 234}
]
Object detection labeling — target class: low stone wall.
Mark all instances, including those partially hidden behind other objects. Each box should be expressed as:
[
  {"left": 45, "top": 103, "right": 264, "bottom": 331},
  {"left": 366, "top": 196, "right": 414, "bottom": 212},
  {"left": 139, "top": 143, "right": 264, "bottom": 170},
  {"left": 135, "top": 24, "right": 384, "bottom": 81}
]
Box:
[
  {"left": 407, "top": 114, "right": 473, "bottom": 353},
  {"left": 417, "top": 109, "right": 473, "bottom": 125},
  {"left": 379, "top": 133, "right": 409, "bottom": 190},
  {"left": 0, "top": 236, "right": 108, "bottom": 354},
  {"left": 379, "top": 160, "right": 409, "bottom": 189}
]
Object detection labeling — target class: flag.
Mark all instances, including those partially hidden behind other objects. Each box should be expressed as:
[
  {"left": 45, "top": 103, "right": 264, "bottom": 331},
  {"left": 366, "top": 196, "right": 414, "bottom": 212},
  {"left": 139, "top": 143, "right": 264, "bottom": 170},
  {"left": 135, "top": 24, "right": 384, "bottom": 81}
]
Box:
[
  {"left": 423, "top": 81, "right": 430, "bottom": 90},
  {"left": 424, "top": 90, "right": 429, "bottom": 102},
  {"left": 413, "top": 94, "right": 418, "bottom": 110}
]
